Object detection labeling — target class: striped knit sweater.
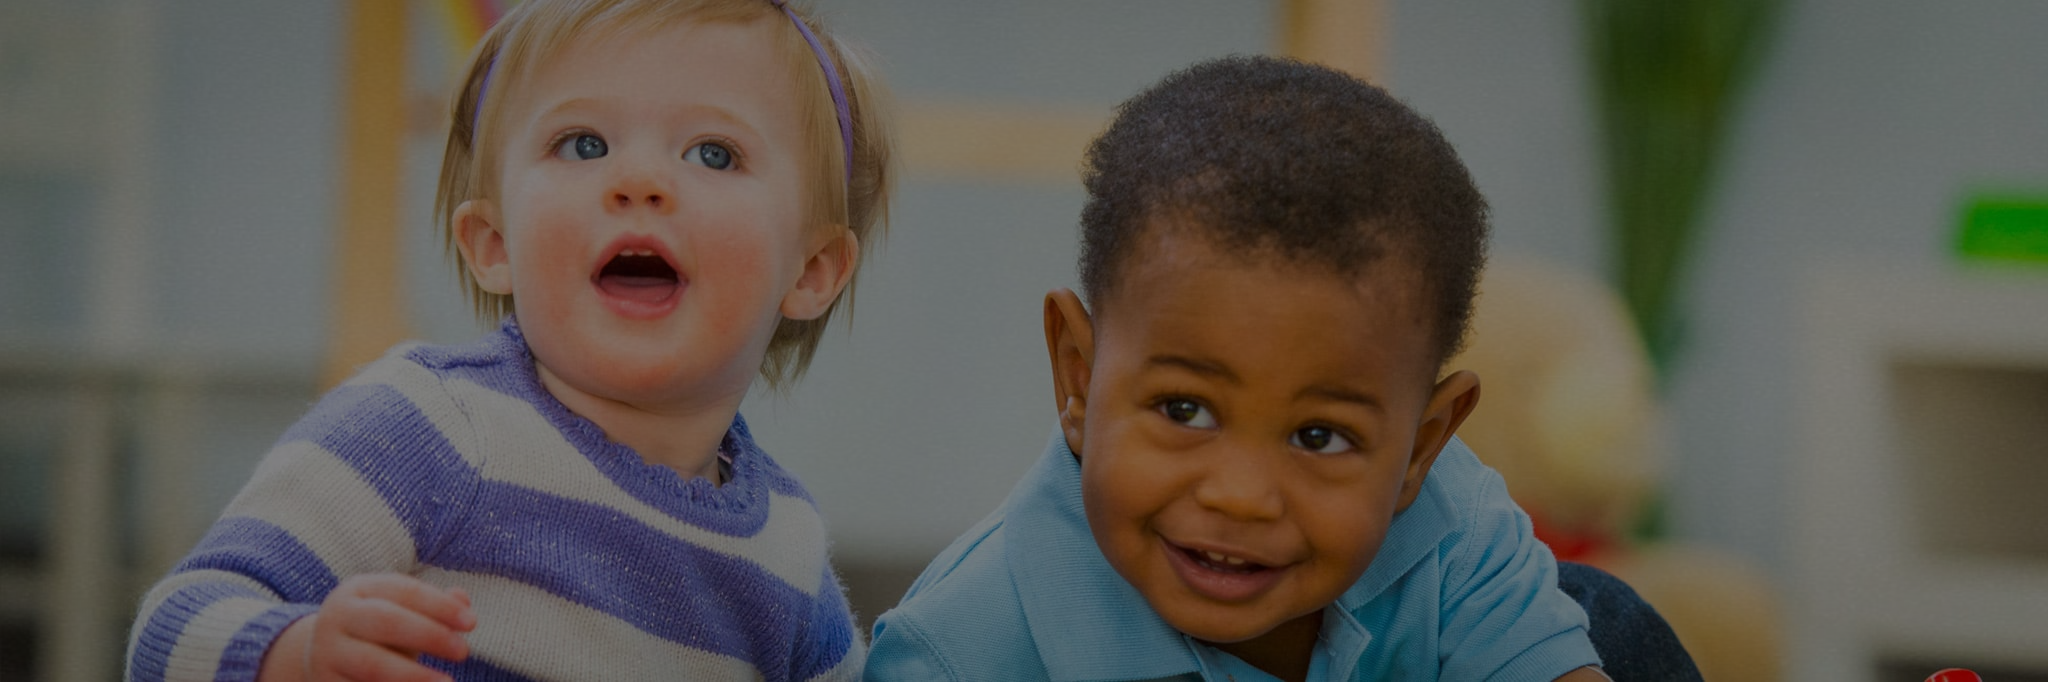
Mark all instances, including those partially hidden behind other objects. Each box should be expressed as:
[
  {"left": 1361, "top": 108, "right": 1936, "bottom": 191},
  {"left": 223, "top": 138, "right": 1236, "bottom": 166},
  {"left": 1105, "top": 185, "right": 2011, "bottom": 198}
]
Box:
[{"left": 126, "top": 321, "right": 863, "bottom": 681}]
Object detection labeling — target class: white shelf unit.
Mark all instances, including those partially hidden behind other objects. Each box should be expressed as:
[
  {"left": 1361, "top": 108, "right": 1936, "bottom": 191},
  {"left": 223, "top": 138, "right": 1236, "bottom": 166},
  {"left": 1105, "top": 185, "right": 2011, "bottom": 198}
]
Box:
[
  {"left": 0, "top": 350, "right": 312, "bottom": 681},
  {"left": 1, "top": 2, "right": 164, "bottom": 679},
  {"left": 1790, "top": 262, "right": 2048, "bottom": 682}
]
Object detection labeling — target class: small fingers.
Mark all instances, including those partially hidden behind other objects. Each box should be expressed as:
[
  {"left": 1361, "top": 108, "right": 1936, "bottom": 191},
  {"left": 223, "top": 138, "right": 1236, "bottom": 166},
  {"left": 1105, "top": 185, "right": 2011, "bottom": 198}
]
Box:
[
  {"left": 324, "top": 574, "right": 474, "bottom": 663},
  {"left": 325, "top": 636, "right": 455, "bottom": 682},
  {"left": 343, "top": 574, "right": 478, "bottom": 632},
  {"left": 335, "top": 598, "right": 471, "bottom": 663}
]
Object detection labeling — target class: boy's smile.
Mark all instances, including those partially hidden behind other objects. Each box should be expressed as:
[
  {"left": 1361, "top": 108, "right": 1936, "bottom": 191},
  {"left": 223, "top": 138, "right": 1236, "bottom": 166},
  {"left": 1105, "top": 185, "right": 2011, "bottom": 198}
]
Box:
[
  {"left": 1047, "top": 226, "right": 1479, "bottom": 669},
  {"left": 1160, "top": 534, "right": 1287, "bottom": 603}
]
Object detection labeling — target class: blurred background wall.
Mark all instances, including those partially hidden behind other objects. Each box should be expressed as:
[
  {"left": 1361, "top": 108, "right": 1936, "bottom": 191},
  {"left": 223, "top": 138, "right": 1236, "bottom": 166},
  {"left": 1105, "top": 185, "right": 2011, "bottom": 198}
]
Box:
[{"left": 2, "top": 0, "right": 2046, "bottom": 680}]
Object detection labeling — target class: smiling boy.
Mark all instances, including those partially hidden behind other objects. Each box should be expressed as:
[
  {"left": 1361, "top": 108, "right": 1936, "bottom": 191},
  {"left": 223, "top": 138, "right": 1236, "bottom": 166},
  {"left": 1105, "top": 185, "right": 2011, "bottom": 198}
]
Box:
[{"left": 864, "top": 56, "right": 1604, "bottom": 681}]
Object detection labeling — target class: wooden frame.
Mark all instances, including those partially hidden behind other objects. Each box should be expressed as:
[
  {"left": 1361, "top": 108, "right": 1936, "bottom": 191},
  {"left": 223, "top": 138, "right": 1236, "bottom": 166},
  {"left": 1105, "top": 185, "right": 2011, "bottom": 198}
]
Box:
[{"left": 323, "top": 0, "right": 412, "bottom": 389}]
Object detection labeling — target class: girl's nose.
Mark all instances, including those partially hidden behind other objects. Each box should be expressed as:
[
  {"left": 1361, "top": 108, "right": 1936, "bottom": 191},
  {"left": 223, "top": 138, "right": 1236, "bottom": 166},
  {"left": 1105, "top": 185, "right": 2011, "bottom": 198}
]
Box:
[
  {"left": 606, "top": 166, "right": 675, "bottom": 214},
  {"left": 609, "top": 186, "right": 672, "bottom": 213}
]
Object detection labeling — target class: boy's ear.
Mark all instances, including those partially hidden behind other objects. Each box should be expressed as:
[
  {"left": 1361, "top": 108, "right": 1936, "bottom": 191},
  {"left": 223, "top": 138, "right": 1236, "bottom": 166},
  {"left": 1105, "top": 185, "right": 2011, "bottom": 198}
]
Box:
[
  {"left": 454, "top": 199, "right": 512, "bottom": 294},
  {"left": 1397, "top": 369, "right": 1481, "bottom": 511},
  {"left": 780, "top": 225, "right": 859, "bottom": 320},
  {"left": 1043, "top": 288, "right": 1096, "bottom": 457}
]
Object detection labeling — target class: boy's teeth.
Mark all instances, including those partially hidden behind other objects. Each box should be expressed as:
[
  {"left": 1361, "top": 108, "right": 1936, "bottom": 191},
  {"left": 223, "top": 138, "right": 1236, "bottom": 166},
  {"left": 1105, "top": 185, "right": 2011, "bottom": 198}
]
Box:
[{"left": 1198, "top": 550, "right": 1250, "bottom": 567}]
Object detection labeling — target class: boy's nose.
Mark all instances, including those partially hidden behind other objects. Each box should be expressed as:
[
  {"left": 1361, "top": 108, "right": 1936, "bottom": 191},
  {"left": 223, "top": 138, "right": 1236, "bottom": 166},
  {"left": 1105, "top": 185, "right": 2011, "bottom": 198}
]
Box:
[{"left": 1192, "top": 447, "right": 1285, "bottom": 522}]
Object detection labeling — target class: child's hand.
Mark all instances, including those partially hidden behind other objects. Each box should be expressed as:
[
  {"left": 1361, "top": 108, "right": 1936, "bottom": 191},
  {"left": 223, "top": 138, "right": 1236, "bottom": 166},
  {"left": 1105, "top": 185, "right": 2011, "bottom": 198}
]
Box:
[{"left": 262, "top": 573, "right": 477, "bottom": 681}]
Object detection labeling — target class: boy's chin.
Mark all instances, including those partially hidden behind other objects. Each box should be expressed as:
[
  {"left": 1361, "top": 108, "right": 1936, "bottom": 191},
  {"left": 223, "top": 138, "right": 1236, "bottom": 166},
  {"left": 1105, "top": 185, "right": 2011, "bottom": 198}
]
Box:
[{"left": 1149, "top": 599, "right": 1290, "bottom": 645}]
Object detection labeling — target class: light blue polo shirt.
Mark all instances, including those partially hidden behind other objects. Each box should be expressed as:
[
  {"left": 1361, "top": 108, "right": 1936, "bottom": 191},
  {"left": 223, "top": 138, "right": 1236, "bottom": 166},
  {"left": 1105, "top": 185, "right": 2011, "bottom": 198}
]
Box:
[{"left": 865, "top": 433, "right": 1599, "bottom": 682}]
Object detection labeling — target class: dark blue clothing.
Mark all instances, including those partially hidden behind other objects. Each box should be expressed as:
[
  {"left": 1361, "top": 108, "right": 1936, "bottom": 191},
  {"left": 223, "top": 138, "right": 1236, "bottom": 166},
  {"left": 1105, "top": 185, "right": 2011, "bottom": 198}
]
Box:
[{"left": 1557, "top": 562, "right": 1703, "bottom": 682}]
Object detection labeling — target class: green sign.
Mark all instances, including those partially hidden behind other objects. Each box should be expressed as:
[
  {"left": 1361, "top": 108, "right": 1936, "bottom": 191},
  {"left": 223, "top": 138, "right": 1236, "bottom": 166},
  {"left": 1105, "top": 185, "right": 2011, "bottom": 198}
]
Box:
[{"left": 1957, "top": 194, "right": 2048, "bottom": 265}]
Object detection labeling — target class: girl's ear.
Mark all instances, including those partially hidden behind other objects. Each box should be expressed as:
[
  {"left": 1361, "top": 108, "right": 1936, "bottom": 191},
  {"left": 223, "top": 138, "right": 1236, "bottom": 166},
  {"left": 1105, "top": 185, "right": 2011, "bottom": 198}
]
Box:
[
  {"left": 1043, "top": 289, "right": 1096, "bottom": 457},
  {"left": 454, "top": 200, "right": 512, "bottom": 294},
  {"left": 1398, "top": 369, "right": 1481, "bottom": 511},
  {"left": 780, "top": 225, "right": 859, "bottom": 320}
]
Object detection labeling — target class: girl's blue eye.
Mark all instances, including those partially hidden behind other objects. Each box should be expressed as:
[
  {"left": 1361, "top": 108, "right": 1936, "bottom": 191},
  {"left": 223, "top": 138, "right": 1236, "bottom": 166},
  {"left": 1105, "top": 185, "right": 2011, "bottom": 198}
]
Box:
[
  {"left": 1160, "top": 399, "right": 1217, "bottom": 429},
  {"left": 684, "top": 141, "right": 735, "bottom": 170},
  {"left": 1290, "top": 426, "right": 1354, "bottom": 454},
  {"left": 553, "top": 133, "right": 607, "bottom": 160}
]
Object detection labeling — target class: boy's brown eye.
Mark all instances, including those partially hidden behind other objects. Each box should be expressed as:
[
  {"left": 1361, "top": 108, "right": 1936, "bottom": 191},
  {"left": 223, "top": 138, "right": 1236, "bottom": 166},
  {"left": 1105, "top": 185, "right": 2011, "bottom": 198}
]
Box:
[
  {"left": 1159, "top": 399, "right": 1216, "bottom": 428},
  {"left": 1290, "top": 426, "right": 1353, "bottom": 454}
]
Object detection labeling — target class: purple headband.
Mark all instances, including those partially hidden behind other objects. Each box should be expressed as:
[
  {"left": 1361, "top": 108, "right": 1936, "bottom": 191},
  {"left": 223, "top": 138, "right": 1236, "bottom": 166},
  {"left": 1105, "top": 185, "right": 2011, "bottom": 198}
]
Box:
[
  {"left": 772, "top": 0, "right": 856, "bottom": 181},
  {"left": 471, "top": 1, "right": 855, "bottom": 182}
]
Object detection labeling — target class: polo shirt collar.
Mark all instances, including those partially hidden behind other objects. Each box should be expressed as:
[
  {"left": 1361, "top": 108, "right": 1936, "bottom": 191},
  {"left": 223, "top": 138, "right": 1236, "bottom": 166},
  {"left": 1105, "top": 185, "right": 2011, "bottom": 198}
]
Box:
[
  {"left": 1336, "top": 437, "right": 1470, "bottom": 611},
  {"left": 1004, "top": 432, "right": 1199, "bottom": 681},
  {"left": 1319, "top": 605, "right": 1372, "bottom": 682},
  {"left": 1190, "top": 606, "right": 1374, "bottom": 682}
]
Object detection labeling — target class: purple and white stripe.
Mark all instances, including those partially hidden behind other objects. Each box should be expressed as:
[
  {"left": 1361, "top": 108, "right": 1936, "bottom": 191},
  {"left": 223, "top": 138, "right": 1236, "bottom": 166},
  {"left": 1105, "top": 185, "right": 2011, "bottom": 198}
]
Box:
[{"left": 127, "top": 322, "right": 862, "bottom": 681}]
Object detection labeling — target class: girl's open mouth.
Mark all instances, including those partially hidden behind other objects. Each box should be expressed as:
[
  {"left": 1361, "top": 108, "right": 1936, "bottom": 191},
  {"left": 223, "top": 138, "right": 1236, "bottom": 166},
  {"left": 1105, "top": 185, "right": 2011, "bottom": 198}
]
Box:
[
  {"left": 592, "top": 244, "right": 684, "bottom": 319},
  {"left": 596, "top": 248, "right": 680, "bottom": 304}
]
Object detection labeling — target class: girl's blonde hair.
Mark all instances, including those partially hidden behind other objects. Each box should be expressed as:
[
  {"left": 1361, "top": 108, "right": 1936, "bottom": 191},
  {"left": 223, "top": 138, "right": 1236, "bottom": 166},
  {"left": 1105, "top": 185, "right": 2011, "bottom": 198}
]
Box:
[{"left": 434, "top": 0, "right": 894, "bottom": 390}]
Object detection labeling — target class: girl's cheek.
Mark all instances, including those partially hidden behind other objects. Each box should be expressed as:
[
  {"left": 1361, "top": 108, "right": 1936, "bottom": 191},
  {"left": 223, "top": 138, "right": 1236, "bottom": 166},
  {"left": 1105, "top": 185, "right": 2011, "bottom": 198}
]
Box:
[{"left": 518, "top": 221, "right": 587, "bottom": 273}]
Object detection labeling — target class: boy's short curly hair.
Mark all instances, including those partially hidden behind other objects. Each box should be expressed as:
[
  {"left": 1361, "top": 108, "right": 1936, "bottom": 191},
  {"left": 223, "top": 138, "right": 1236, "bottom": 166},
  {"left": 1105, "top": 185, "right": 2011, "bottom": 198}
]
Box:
[{"left": 1078, "top": 55, "right": 1487, "bottom": 368}]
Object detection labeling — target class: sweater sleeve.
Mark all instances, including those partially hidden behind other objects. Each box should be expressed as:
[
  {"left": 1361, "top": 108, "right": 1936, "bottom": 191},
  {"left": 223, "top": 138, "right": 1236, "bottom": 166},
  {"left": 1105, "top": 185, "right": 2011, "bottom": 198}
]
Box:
[
  {"left": 792, "top": 563, "right": 865, "bottom": 682},
  {"left": 126, "top": 355, "right": 481, "bottom": 681},
  {"left": 1435, "top": 471, "right": 1602, "bottom": 682}
]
